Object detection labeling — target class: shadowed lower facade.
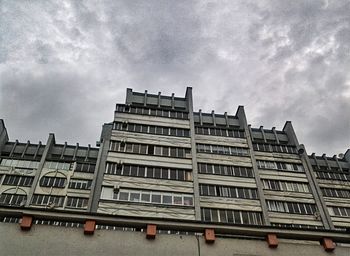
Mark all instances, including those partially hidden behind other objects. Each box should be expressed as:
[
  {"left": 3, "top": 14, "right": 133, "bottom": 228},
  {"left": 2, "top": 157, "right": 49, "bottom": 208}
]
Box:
[{"left": 0, "top": 87, "right": 349, "bottom": 255}]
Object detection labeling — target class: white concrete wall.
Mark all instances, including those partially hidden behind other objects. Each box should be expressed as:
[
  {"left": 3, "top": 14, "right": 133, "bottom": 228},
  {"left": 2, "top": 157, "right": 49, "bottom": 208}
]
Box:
[{"left": 0, "top": 223, "right": 349, "bottom": 256}]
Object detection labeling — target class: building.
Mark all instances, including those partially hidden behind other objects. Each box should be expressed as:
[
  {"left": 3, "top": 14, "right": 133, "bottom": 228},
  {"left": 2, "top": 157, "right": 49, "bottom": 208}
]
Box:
[{"left": 0, "top": 87, "right": 349, "bottom": 255}]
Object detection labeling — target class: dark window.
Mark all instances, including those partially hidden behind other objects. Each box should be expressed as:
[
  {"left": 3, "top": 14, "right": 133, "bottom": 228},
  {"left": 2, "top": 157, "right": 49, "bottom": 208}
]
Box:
[
  {"left": 0, "top": 193, "right": 27, "bottom": 206},
  {"left": 40, "top": 176, "right": 66, "bottom": 188}
]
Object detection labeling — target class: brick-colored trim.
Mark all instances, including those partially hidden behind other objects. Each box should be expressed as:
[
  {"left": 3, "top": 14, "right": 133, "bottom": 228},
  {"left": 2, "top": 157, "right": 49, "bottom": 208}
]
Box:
[
  {"left": 266, "top": 233, "right": 278, "bottom": 248},
  {"left": 322, "top": 238, "right": 335, "bottom": 252},
  {"left": 146, "top": 224, "right": 157, "bottom": 239},
  {"left": 20, "top": 215, "right": 33, "bottom": 231},
  {"left": 84, "top": 220, "right": 96, "bottom": 235},
  {"left": 204, "top": 228, "right": 215, "bottom": 243}
]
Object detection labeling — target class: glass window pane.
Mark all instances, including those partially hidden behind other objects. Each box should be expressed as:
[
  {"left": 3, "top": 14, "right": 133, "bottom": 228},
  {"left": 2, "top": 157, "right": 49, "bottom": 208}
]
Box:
[
  {"left": 119, "top": 192, "right": 129, "bottom": 201},
  {"left": 130, "top": 193, "right": 140, "bottom": 202},
  {"left": 163, "top": 195, "right": 172, "bottom": 204},
  {"left": 151, "top": 194, "right": 161, "bottom": 203}
]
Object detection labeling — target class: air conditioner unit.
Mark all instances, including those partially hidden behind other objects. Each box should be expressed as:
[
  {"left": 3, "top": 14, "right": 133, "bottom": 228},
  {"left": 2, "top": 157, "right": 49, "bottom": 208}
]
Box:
[
  {"left": 120, "top": 139, "right": 126, "bottom": 147},
  {"left": 122, "top": 121, "right": 128, "bottom": 128},
  {"left": 314, "top": 212, "right": 321, "bottom": 220},
  {"left": 113, "top": 185, "right": 120, "bottom": 193},
  {"left": 47, "top": 202, "right": 56, "bottom": 209}
]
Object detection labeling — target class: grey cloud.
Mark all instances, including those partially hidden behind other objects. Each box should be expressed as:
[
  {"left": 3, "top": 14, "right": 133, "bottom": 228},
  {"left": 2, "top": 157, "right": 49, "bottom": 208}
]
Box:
[{"left": 0, "top": 0, "right": 349, "bottom": 155}]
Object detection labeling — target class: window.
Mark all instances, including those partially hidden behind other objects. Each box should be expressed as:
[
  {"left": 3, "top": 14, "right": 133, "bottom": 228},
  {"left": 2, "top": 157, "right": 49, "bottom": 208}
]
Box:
[
  {"left": 44, "top": 161, "right": 71, "bottom": 170},
  {"left": 315, "top": 171, "right": 350, "bottom": 181},
  {"left": 115, "top": 104, "right": 189, "bottom": 120},
  {"left": 114, "top": 122, "right": 190, "bottom": 137},
  {"left": 0, "top": 193, "right": 26, "bottom": 206},
  {"left": 69, "top": 179, "right": 92, "bottom": 190},
  {"left": 253, "top": 143, "right": 297, "bottom": 154},
  {"left": 328, "top": 206, "right": 350, "bottom": 217},
  {"left": 271, "top": 223, "right": 323, "bottom": 229},
  {"left": 109, "top": 141, "right": 191, "bottom": 159},
  {"left": 321, "top": 188, "right": 350, "bottom": 198},
  {"left": 262, "top": 179, "right": 309, "bottom": 193},
  {"left": 104, "top": 188, "right": 193, "bottom": 207},
  {"left": 198, "top": 163, "right": 254, "bottom": 178},
  {"left": 31, "top": 194, "right": 64, "bottom": 207},
  {"left": 195, "top": 126, "right": 245, "bottom": 138},
  {"left": 2, "top": 175, "right": 34, "bottom": 187},
  {"left": 266, "top": 200, "right": 317, "bottom": 215},
  {"left": 75, "top": 163, "right": 95, "bottom": 173},
  {"left": 257, "top": 160, "right": 304, "bottom": 173},
  {"left": 105, "top": 163, "right": 192, "bottom": 181},
  {"left": 200, "top": 208, "right": 263, "bottom": 225},
  {"left": 0, "top": 159, "right": 39, "bottom": 169},
  {"left": 196, "top": 144, "right": 249, "bottom": 156},
  {"left": 66, "top": 197, "right": 88, "bottom": 209},
  {"left": 200, "top": 184, "right": 258, "bottom": 199},
  {"left": 39, "top": 176, "right": 66, "bottom": 188}
]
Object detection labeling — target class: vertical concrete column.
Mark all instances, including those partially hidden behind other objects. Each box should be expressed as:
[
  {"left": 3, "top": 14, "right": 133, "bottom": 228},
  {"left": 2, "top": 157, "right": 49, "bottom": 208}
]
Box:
[
  {"left": 0, "top": 120, "right": 9, "bottom": 154},
  {"left": 89, "top": 124, "right": 113, "bottom": 213},
  {"left": 344, "top": 149, "right": 350, "bottom": 163},
  {"left": 185, "top": 87, "right": 201, "bottom": 220},
  {"left": 236, "top": 106, "right": 270, "bottom": 225},
  {"left": 125, "top": 88, "right": 133, "bottom": 105},
  {"left": 283, "top": 122, "right": 333, "bottom": 229},
  {"left": 26, "top": 133, "right": 56, "bottom": 207}
]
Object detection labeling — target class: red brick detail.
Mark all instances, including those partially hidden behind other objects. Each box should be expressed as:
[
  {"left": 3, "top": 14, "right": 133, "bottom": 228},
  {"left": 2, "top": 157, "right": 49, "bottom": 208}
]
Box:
[
  {"left": 84, "top": 220, "right": 96, "bottom": 235},
  {"left": 322, "top": 238, "right": 335, "bottom": 252},
  {"left": 146, "top": 224, "right": 157, "bottom": 239},
  {"left": 266, "top": 233, "right": 278, "bottom": 248},
  {"left": 20, "top": 215, "right": 33, "bottom": 231},
  {"left": 204, "top": 229, "right": 215, "bottom": 243}
]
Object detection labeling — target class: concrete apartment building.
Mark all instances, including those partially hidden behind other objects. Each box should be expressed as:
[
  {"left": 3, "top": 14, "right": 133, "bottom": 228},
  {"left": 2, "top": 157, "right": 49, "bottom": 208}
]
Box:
[{"left": 0, "top": 87, "right": 349, "bottom": 255}]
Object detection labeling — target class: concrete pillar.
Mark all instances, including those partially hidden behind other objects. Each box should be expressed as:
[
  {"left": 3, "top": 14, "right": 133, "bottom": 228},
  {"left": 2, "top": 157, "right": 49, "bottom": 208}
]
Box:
[
  {"left": 236, "top": 106, "right": 270, "bottom": 225},
  {"left": 185, "top": 87, "right": 201, "bottom": 220},
  {"left": 26, "top": 133, "right": 56, "bottom": 207}
]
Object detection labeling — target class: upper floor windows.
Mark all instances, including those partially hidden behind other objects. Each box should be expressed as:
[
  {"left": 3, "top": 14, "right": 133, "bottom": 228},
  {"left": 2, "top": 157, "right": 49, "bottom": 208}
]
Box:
[
  {"left": 75, "top": 163, "right": 95, "bottom": 173},
  {"left": 2, "top": 175, "right": 34, "bottom": 187},
  {"left": 0, "top": 193, "right": 26, "bottom": 206},
  {"left": 321, "top": 188, "right": 350, "bottom": 198},
  {"left": 66, "top": 197, "right": 88, "bottom": 209},
  {"left": 328, "top": 206, "right": 350, "bottom": 217},
  {"left": 0, "top": 159, "right": 39, "bottom": 169},
  {"left": 195, "top": 126, "right": 245, "bottom": 138},
  {"left": 44, "top": 161, "right": 71, "bottom": 170},
  {"left": 262, "top": 179, "right": 310, "bottom": 193},
  {"left": 201, "top": 208, "right": 263, "bottom": 225},
  {"left": 114, "top": 122, "right": 190, "bottom": 137},
  {"left": 39, "top": 176, "right": 66, "bottom": 188},
  {"left": 197, "top": 144, "right": 249, "bottom": 157},
  {"left": 198, "top": 163, "right": 254, "bottom": 178},
  {"left": 266, "top": 200, "right": 317, "bottom": 215},
  {"left": 257, "top": 160, "right": 304, "bottom": 173},
  {"left": 116, "top": 104, "right": 189, "bottom": 120},
  {"left": 31, "top": 194, "right": 64, "bottom": 207},
  {"left": 253, "top": 143, "right": 297, "bottom": 154},
  {"left": 105, "top": 162, "right": 192, "bottom": 181},
  {"left": 110, "top": 141, "right": 191, "bottom": 159},
  {"left": 68, "top": 179, "right": 92, "bottom": 190},
  {"left": 271, "top": 223, "right": 324, "bottom": 230},
  {"left": 101, "top": 187, "right": 193, "bottom": 207},
  {"left": 315, "top": 171, "right": 350, "bottom": 181},
  {"left": 200, "top": 184, "right": 258, "bottom": 199}
]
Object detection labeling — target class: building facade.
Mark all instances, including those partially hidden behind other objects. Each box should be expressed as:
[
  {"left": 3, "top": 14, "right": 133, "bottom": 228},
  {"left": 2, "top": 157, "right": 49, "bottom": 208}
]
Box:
[{"left": 0, "top": 87, "right": 349, "bottom": 255}]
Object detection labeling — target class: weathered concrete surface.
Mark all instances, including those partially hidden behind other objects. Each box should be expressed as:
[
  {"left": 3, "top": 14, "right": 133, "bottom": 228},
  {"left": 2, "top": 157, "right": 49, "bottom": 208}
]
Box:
[{"left": 0, "top": 223, "right": 349, "bottom": 256}]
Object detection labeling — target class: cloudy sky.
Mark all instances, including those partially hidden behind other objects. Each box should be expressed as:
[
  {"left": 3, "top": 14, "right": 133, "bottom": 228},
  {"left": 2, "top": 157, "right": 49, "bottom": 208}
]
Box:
[{"left": 0, "top": 0, "right": 349, "bottom": 156}]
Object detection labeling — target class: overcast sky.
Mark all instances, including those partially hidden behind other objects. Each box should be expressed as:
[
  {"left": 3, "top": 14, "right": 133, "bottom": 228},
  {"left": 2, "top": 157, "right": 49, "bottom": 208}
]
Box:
[{"left": 0, "top": 0, "right": 349, "bottom": 156}]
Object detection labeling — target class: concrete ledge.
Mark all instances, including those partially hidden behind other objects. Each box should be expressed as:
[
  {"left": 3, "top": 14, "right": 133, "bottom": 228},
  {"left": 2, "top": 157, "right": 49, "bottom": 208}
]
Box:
[{"left": 1, "top": 207, "right": 350, "bottom": 243}]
